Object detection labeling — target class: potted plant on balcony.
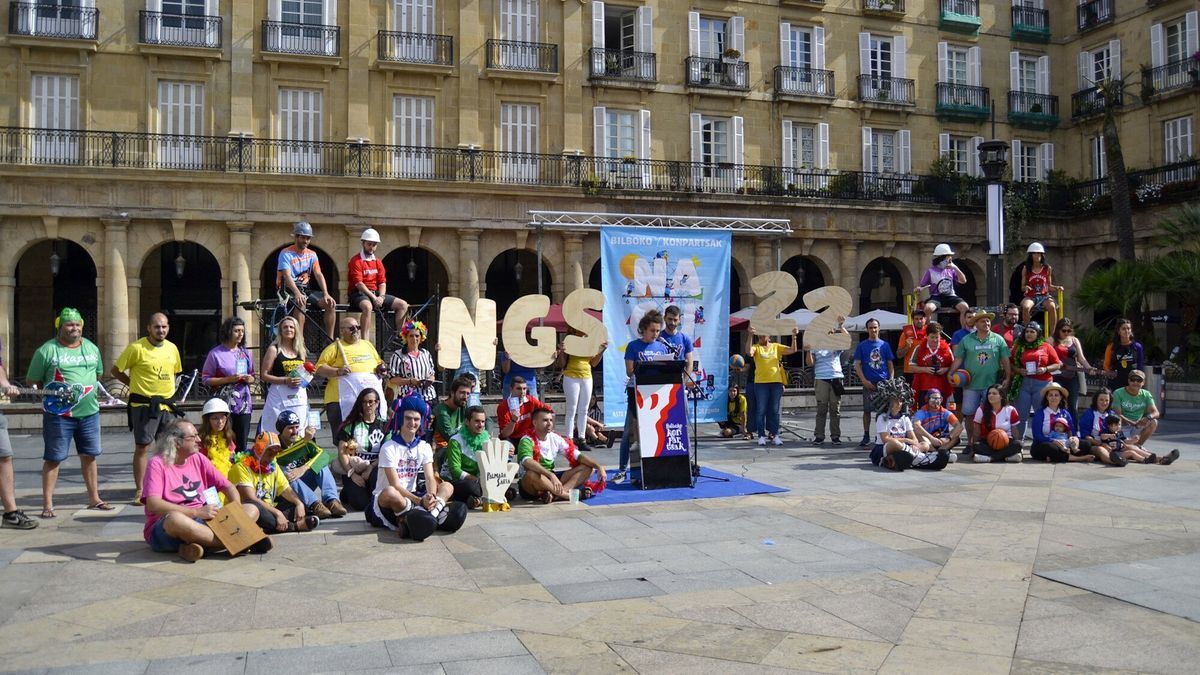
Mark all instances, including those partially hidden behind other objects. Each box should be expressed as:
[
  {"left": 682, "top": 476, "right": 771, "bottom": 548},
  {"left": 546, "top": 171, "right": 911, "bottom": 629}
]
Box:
[
  {"left": 1029, "top": 101, "right": 1044, "bottom": 113},
  {"left": 621, "top": 155, "right": 637, "bottom": 165},
  {"left": 722, "top": 48, "right": 741, "bottom": 64},
  {"left": 879, "top": 0, "right": 897, "bottom": 11}
]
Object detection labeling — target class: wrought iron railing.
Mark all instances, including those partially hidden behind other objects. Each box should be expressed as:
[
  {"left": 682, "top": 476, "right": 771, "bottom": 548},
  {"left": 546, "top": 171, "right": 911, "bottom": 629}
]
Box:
[
  {"left": 858, "top": 74, "right": 915, "bottom": 104},
  {"left": 863, "top": 0, "right": 904, "bottom": 12},
  {"left": 8, "top": 2, "right": 97, "bottom": 39},
  {"left": 587, "top": 48, "right": 656, "bottom": 82},
  {"left": 1071, "top": 85, "right": 1122, "bottom": 119},
  {"left": 941, "top": 0, "right": 978, "bottom": 17},
  {"left": 139, "top": 10, "right": 221, "bottom": 48},
  {"left": 1077, "top": 0, "right": 1114, "bottom": 32},
  {"left": 377, "top": 30, "right": 453, "bottom": 65},
  {"left": 1008, "top": 90, "right": 1059, "bottom": 117},
  {"left": 262, "top": 20, "right": 339, "bottom": 56},
  {"left": 1142, "top": 59, "right": 1200, "bottom": 97},
  {"left": 774, "top": 66, "right": 834, "bottom": 97},
  {"left": 936, "top": 82, "right": 989, "bottom": 110},
  {"left": 1011, "top": 5, "right": 1049, "bottom": 33},
  {"left": 686, "top": 56, "right": 750, "bottom": 90},
  {"left": 485, "top": 39, "right": 558, "bottom": 73}
]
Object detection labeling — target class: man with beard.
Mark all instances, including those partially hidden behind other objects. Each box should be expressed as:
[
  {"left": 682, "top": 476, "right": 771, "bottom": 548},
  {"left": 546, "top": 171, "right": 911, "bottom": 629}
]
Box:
[{"left": 277, "top": 221, "right": 336, "bottom": 338}]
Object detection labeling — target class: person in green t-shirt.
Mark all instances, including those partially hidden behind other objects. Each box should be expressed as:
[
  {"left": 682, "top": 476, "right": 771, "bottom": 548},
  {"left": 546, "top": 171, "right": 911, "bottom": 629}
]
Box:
[
  {"left": 432, "top": 375, "right": 473, "bottom": 459},
  {"left": 442, "top": 406, "right": 492, "bottom": 509},
  {"left": 26, "top": 308, "right": 108, "bottom": 518},
  {"left": 949, "top": 309, "right": 1012, "bottom": 447},
  {"left": 1111, "top": 369, "right": 1163, "bottom": 447}
]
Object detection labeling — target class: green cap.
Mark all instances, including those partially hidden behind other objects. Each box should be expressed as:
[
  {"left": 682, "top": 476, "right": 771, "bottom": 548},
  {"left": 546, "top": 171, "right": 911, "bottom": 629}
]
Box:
[{"left": 56, "top": 307, "right": 84, "bottom": 327}]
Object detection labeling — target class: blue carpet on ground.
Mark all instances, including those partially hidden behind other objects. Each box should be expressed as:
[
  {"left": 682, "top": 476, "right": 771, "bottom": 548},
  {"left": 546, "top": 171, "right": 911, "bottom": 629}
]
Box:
[{"left": 585, "top": 468, "right": 788, "bottom": 506}]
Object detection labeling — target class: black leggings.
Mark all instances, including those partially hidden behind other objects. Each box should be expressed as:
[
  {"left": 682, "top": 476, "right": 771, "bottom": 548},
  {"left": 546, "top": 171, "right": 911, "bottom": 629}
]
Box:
[
  {"left": 231, "top": 413, "right": 252, "bottom": 457},
  {"left": 449, "top": 478, "right": 483, "bottom": 507},
  {"left": 971, "top": 439, "right": 1022, "bottom": 461},
  {"left": 1030, "top": 439, "right": 1095, "bottom": 463}
]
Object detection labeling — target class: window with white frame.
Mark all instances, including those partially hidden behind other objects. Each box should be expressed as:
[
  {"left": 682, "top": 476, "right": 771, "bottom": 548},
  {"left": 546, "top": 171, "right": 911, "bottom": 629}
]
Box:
[
  {"left": 278, "top": 88, "right": 323, "bottom": 173},
  {"left": 1010, "top": 140, "right": 1051, "bottom": 182},
  {"left": 938, "top": 134, "right": 980, "bottom": 176},
  {"left": 267, "top": 0, "right": 337, "bottom": 55},
  {"left": 157, "top": 80, "right": 204, "bottom": 168},
  {"left": 696, "top": 17, "right": 727, "bottom": 58},
  {"left": 1164, "top": 117, "right": 1193, "bottom": 163},
  {"left": 783, "top": 121, "right": 829, "bottom": 187},
  {"left": 862, "top": 128, "right": 911, "bottom": 174},
  {"left": 501, "top": 0, "right": 538, "bottom": 42},
  {"left": 604, "top": 109, "right": 636, "bottom": 160},
  {"left": 873, "top": 130, "right": 895, "bottom": 172},
  {"left": 500, "top": 102, "right": 539, "bottom": 182},
  {"left": 865, "top": 34, "right": 893, "bottom": 77},
  {"left": 394, "top": 0, "right": 433, "bottom": 33},
  {"left": 689, "top": 113, "right": 743, "bottom": 185},
  {"left": 591, "top": 3, "right": 652, "bottom": 78},
  {"left": 1089, "top": 134, "right": 1107, "bottom": 179},
  {"left": 700, "top": 116, "right": 729, "bottom": 165},
  {"left": 1080, "top": 41, "right": 1120, "bottom": 89},
  {"left": 943, "top": 44, "right": 969, "bottom": 84},
  {"left": 788, "top": 123, "right": 816, "bottom": 170},
  {"left": 282, "top": 0, "right": 323, "bottom": 25},
  {"left": 779, "top": 24, "right": 827, "bottom": 94},
  {"left": 593, "top": 106, "right": 651, "bottom": 186},
  {"left": 393, "top": 94, "right": 434, "bottom": 177},
  {"left": 155, "top": 0, "right": 216, "bottom": 45},
  {"left": 784, "top": 25, "right": 813, "bottom": 70},
  {"left": 1018, "top": 54, "right": 1038, "bottom": 92},
  {"left": 31, "top": 73, "right": 79, "bottom": 163}
]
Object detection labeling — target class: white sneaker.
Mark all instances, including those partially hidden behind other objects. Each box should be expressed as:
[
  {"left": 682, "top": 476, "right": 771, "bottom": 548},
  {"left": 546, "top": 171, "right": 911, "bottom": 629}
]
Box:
[
  {"left": 946, "top": 452, "right": 958, "bottom": 464},
  {"left": 973, "top": 454, "right": 992, "bottom": 463},
  {"left": 757, "top": 436, "right": 767, "bottom": 447},
  {"left": 772, "top": 436, "right": 784, "bottom": 446},
  {"left": 1004, "top": 453, "right": 1023, "bottom": 463}
]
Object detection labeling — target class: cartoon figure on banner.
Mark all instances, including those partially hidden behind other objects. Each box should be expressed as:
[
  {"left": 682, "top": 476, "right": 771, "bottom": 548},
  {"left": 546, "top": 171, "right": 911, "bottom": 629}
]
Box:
[
  {"left": 688, "top": 364, "right": 716, "bottom": 401},
  {"left": 694, "top": 306, "right": 705, "bottom": 324}
]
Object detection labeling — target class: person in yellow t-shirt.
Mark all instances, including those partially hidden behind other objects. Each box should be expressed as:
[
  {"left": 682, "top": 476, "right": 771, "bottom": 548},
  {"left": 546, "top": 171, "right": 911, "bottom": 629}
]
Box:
[
  {"left": 228, "top": 432, "right": 317, "bottom": 533},
  {"left": 745, "top": 326, "right": 800, "bottom": 447},
  {"left": 112, "top": 312, "right": 183, "bottom": 502},
  {"left": 315, "top": 316, "right": 384, "bottom": 444}
]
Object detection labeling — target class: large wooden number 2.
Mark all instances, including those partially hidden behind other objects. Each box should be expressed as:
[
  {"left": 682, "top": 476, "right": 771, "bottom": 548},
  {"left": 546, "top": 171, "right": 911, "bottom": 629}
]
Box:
[
  {"left": 802, "top": 286, "right": 852, "bottom": 350},
  {"left": 749, "top": 272, "right": 797, "bottom": 336}
]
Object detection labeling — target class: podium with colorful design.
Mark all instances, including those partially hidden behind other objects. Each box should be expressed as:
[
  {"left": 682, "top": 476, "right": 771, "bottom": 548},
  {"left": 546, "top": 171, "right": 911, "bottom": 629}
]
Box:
[{"left": 633, "top": 360, "right": 694, "bottom": 490}]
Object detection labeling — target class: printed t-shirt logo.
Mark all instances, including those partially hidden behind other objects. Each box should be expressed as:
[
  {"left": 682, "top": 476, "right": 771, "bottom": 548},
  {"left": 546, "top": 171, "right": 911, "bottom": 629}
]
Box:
[{"left": 171, "top": 476, "right": 201, "bottom": 501}]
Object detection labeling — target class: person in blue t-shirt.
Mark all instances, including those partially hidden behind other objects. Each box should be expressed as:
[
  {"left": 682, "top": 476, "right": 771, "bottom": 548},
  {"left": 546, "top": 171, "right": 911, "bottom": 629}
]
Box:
[
  {"left": 658, "top": 305, "right": 695, "bottom": 382},
  {"left": 853, "top": 318, "right": 896, "bottom": 447},
  {"left": 614, "top": 310, "right": 669, "bottom": 485},
  {"left": 949, "top": 307, "right": 976, "bottom": 347},
  {"left": 500, "top": 348, "right": 539, "bottom": 400}
]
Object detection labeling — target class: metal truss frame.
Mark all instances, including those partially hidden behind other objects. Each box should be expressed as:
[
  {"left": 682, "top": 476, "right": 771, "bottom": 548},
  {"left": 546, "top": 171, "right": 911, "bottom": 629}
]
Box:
[{"left": 528, "top": 210, "right": 792, "bottom": 236}]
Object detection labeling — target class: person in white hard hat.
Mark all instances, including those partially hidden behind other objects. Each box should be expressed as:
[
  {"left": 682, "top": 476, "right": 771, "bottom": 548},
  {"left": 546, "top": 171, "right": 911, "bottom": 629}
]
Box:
[
  {"left": 1019, "top": 242, "right": 1060, "bottom": 330},
  {"left": 915, "top": 243, "right": 969, "bottom": 328},
  {"left": 276, "top": 221, "right": 336, "bottom": 339},
  {"left": 348, "top": 227, "right": 409, "bottom": 343}
]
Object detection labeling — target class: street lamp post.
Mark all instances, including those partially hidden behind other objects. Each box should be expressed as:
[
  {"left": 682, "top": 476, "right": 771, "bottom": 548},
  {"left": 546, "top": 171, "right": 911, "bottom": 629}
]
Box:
[{"left": 977, "top": 139, "right": 1009, "bottom": 308}]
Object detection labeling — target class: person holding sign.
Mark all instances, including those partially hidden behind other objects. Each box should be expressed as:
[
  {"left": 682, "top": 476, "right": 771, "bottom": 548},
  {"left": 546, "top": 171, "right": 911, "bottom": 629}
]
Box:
[
  {"left": 143, "top": 420, "right": 265, "bottom": 562},
  {"left": 747, "top": 327, "right": 800, "bottom": 447},
  {"left": 557, "top": 329, "right": 606, "bottom": 449},
  {"left": 274, "top": 410, "right": 346, "bottom": 519},
  {"left": 613, "top": 310, "right": 669, "bottom": 485},
  {"left": 228, "top": 431, "right": 319, "bottom": 534},
  {"left": 201, "top": 317, "right": 255, "bottom": 457},
  {"left": 316, "top": 316, "right": 385, "bottom": 445},
  {"left": 259, "top": 316, "right": 312, "bottom": 435},
  {"left": 517, "top": 407, "right": 605, "bottom": 503}
]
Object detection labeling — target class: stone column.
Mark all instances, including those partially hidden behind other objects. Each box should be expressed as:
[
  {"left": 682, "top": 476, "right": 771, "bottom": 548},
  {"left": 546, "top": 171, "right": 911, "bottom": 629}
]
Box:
[
  {"left": 562, "top": 232, "right": 584, "bottom": 293},
  {"left": 458, "top": 229, "right": 481, "bottom": 313},
  {"left": 102, "top": 219, "right": 131, "bottom": 367},
  {"left": 840, "top": 242, "right": 859, "bottom": 314},
  {"left": 344, "top": 0, "right": 371, "bottom": 141},
  {"left": 228, "top": 0, "right": 255, "bottom": 133},
  {"left": 0, "top": 276, "right": 13, "bottom": 369},
  {"left": 228, "top": 223, "right": 255, "bottom": 348},
  {"left": 127, "top": 277, "right": 142, "bottom": 341},
  {"left": 754, "top": 239, "right": 773, "bottom": 278}
]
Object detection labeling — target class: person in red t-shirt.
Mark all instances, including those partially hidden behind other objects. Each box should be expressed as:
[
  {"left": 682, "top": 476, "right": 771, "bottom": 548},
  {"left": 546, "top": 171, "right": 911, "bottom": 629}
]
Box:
[
  {"left": 909, "top": 321, "right": 954, "bottom": 401},
  {"left": 348, "top": 228, "right": 409, "bottom": 343},
  {"left": 496, "top": 376, "right": 544, "bottom": 444},
  {"left": 897, "top": 313, "right": 928, "bottom": 384}
]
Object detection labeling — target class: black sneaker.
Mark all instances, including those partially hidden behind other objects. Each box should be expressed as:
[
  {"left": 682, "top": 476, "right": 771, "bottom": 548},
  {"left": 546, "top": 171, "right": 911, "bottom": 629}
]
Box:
[
  {"left": 858, "top": 435, "right": 871, "bottom": 447},
  {"left": 830, "top": 437, "right": 842, "bottom": 446},
  {"left": 813, "top": 437, "right": 825, "bottom": 446},
  {"left": 1, "top": 510, "right": 38, "bottom": 530},
  {"left": 1162, "top": 449, "right": 1180, "bottom": 465}
]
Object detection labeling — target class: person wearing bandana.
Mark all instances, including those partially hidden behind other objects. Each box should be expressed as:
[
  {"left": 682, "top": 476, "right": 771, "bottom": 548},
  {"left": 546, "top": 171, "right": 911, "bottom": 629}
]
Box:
[
  {"left": 442, "top": 405, "right": 493, "bottom": 509},
  {"left": 229, "top": 431, "right": 319, "bottom": 534}
]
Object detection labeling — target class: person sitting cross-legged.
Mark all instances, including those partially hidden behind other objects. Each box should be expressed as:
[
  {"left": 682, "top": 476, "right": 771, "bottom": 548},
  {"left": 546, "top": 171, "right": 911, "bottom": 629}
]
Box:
[
  {"left": 443, "top": 405, "right": 505, "bottom": 510},
  {"left": 869, "top": 379, "right": 950, "bottom": 472},
  {"left": 274, "top": 410, "right": 346, "bottom": 519},
  {"left": 367, "top": 395, "right": 468, "bottom": 541},
  {"left": 517, "top": 406, "right": 606, "bottom": 503},
  {"left": 228, "top": 431, "right": 319, "bottom": 534},
  {"left": 912, "top": 390, "right": 963, "bottom": 452}
]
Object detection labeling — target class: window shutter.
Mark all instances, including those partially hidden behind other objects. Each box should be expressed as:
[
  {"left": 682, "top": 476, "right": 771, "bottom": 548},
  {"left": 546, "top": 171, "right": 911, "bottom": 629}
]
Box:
[
  {"left": 814, "top": 26, "right": 826, "bottom": 70},
  {"left": 204, "top": 0, "right": 219, "bottom": 45},
  {"left": 688, "top": 11, "right": 700, "bottom": 57},
  {"left": 732, "top": 115, "right": 744, "bottom": 165},
  {"left": 898, "top": 129, "right": 911, "bottom": 174},
  {"left": 782, "top": 120, "right": 794, "bottom": 169},
  {"left": 592, "top": 2, "right": 604, "bottom": 48},
  {"left": 1036, "top": 55, "right": 1050, "bottom": 94},
  {"left": 817, "top": 123, "right": 829, "bottom": 169},
  {"left": 79, "top": 0, "right": 94, "bottom": 7},
  {"left": 1010, "top": 51, "right": 1020, "bottom": 90},
  {"left": 592, "top": 106, "right": 607, "bottom": 157},
  {"left": 937, "top": 42, "right": 948, "bottom": 83},
  {"left": 1108, "top": 40, "right": 1120, "bottom": 80},
  {"left": 1150, "top": 23, "right": 1164, "bottom": 69},
  {"left": 1039, "top": 142, "right": 1054, "bottom": 180},
  {"left": 780, "top": 22, "right": 791, "bottom": 68},
  {"left": 731, "top": 16, "right": 745, "bottom": 56},
  {"left": 939, "top": 133, "right": 950, "bottom": 157},
  {"left": 894, "top": 35, "right": 907, "bottom": 79},
  {"left": 269, "top": 0, "right": 281, "bottom": 21},
  {"left": 968, "top": 46, "right": 981, "bottom": 86},
  {"left": 323, "top": 0, "right": 337, "bottom": 25},
  {"left": 859, "top": 32, "right": 871, "bottom": 76},
  {"left": 862, "top": 126, "right": 873, "bottom": 172},
  {"left": 689, "top": 113, "right": 703, "bottom": 163},
  {"left": 1078, "top": 51, "right": 1091, "bottom": 88},
  {"left": 971, "top": 136, "right": 983, "bottom": 177},
  {"left": 635, "top": 5, "right": 651, "bottom": 53},
  {"left": 1011, "top": 139, "right": 1023, "bottom": 179},
  {"left": 1187, "top": 12, "right": 1199, "bottom": 57},
  {"left": 146, "top": 0, "right": 162, "bottom": 42},
  {"left": 638, "top": 109, "right": 651, "bottom": 160}
]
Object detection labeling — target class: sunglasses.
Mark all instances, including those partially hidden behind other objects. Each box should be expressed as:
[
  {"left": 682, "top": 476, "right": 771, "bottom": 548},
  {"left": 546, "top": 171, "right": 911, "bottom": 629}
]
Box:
[
  {"left": 1129, "top": 376, "right": 1144, "bottom": 382},
  {"left": 344, "top": 325, "right": 360, "bottom": 332}
]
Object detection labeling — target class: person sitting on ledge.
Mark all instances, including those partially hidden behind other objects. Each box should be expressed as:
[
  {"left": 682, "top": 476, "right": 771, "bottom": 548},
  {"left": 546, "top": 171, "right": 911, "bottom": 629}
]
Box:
[
  {"left": 517, "top": 406, "right": 606, "bottom": 503},
  {"left": 142, "top": 419, "right": 267, "bottom": 562}
]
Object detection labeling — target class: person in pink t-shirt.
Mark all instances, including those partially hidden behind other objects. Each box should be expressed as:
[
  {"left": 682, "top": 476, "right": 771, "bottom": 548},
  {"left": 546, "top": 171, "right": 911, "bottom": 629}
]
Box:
[{"left": 143, "top": 419, "right": 267, "bottom": 562}]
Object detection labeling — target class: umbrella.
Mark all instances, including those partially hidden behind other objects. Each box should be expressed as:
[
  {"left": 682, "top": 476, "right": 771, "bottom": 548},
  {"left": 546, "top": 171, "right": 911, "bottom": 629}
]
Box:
[
  {"left": 845, "top": 309, "right": 910, "bottom": 331},
  {"left": 497, "top": 304, "right": 601, "bottom": 331}
]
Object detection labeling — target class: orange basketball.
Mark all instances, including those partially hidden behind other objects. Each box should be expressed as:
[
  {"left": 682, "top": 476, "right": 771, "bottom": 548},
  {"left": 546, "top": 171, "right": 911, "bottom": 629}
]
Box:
[{"left": 987, "top": 428, "right": 1011, "bottom": 450}]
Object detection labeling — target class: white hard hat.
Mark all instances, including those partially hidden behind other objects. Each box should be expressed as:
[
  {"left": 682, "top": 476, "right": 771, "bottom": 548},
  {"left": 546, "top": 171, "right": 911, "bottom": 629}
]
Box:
[
  {"left": 201, "top": 398, "right": 230, "bottom": 417},
  {"left": 933, "top": 243, "right": 955, "bottom": 257},
  {"left": 1027, "top": 242, "right": 1045, "bottom": 254},
  {"left": 360, "top": 228, "right": 381, "bottom": 243}
]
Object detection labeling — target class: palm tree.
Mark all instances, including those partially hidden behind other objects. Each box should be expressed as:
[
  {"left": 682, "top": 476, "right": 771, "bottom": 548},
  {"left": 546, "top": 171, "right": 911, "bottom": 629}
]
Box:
[
  {"left": 1075, "top": 259, "right": 1152, "bottom": 320},
  {"left": 1095, "top": 77, "right": 1136, "bottom": 261}
]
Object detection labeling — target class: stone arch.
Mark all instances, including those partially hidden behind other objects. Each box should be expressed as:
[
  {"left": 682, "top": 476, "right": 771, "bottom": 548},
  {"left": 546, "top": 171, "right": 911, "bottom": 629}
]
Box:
[
  {"left": 588, "top": 258, "right": 602, "bottom": 291},
  {"left": 141, "top": 241, "right": 224, "bottom": 371},
  {"left": 780, "top": 255, "right": 830, "bottom": 313},
  {"left": 382, "top": 247, "right": 450, "bottom": 335},
  {"left": 12, "top": 239, "right": 99, "bottom": 378},
  {"left": 485, "top": 248, "right": 553, "bottom": 317},
  {"left": 954, "top": 257, "right": 982, "bottom": 307},
  {"left": 859, "top": 257, "right": 908, "bottom": 313},
  {"left": 1081, "top": 257, "right": 1120, "bottom": 329},
  {"left": 730, "top": 256, "right": 750, "bottom": 313}
]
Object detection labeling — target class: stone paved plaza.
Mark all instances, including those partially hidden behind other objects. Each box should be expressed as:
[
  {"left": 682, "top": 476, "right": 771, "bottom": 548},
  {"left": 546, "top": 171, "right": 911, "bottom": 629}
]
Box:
[{"left": 1, "top": 411, "right": 1199, "bottom": 674}]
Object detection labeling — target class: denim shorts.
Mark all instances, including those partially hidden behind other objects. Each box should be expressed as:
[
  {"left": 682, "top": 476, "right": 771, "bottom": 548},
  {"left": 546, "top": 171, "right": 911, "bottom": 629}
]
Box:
[
  {"left": 148, "top": 515, "right": 206, "bottom": 552},
  {"left": 0, "top": 413, "right": 13, "bottom": 458},
  {"left": 42, "top": 413, "right": 101, "bottom": 463}
]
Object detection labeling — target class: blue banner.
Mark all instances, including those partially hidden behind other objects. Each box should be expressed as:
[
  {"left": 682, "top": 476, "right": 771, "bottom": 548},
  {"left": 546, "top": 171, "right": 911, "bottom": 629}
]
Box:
[{"left": 601, "top": 227, "right": 731, "bottom": 425}]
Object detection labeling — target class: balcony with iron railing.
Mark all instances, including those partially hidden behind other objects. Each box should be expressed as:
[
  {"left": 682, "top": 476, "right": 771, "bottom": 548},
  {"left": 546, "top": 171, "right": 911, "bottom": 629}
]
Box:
[
  {"left": 1011, "top": 5, "right": 1050, "bottom": 42},
  {"left": 1077, "top": 0, "right": 1114, "bottom": 33},
  {"left": 858, "top": 74, "right": 915, "bottom": 105},
  {"left": 1008, "top": 90, "right": 1060, "bottom": 129},
  {"left": 588, "top": 48, "right": 656, "bottom": 83},
  {"left": 1071, "top": 85, "right": 1122, "bottom": 119},
  {"left": 485, "top": 39, "right": 558, "bottom": 74},
  {"left": 935, "top": 82, "right": 990, "bottom": 121},
  {"left": 139, "top": 10, "right": 221, "bottom": 49},
  {"left": 862, "top": 0, "right": 904, "bottom": 15},
  {"left": 377, "top": 30, "right": 453, "bottom": 66},
  {"left": 774, "top": 66, "right": 834, "bottom": 98},
  {"left": 8, "top": 2, "right": 98, "bottom": 40},
  {"left": 262, "top": 20, "right": 339, "bottom": 57},
  {"left": 1142, "top": 58, "right": 1200, "bottom": 99},
  {"left": 939, "top": 0, "right": 981, "bottom": 34},
  {"left": 685, "top": 56, "right": 750, "bottom": 91}
]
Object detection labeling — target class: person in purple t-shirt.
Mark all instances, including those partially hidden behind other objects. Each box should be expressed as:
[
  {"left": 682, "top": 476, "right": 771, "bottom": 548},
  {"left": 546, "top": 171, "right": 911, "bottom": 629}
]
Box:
[
  {"left": 202, "top": 317, "right": 256, "bottom": 456},
  {"left": 916, "top": 244, "right": 969, "bottom": 328}
]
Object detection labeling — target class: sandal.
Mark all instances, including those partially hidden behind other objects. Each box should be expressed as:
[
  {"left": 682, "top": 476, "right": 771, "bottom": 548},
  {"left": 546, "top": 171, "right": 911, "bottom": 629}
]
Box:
[
  {"left": 1161, "top": 449, "right": 1180, "bottom": 465},
  {"left": 539, "top": 491, "right": 554, "bottom": 505},
  {"left": 88, "top": 501, "right": 115, "bottom": 511},
  {"left": 40, "top": 507, "right": 56, "bottom": 519},
  {"left": 578, "top": 486, "right": 594, "bottom": 501}
]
